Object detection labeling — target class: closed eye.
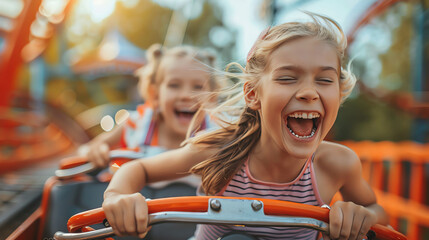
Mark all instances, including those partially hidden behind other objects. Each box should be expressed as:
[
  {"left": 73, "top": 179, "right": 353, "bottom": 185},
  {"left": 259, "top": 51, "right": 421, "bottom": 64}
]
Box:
[
  {"left": 168, "top": 83, "right": 181, "bottom": 88},
  {"left": 317, "top": 78, "right": 334, "bottom": 84},
  {"left": 276, "top": 77, "right": 297, "bottom": 82},
  {"left": 193, "top": 84, "right": 204, "bottom": 90}
]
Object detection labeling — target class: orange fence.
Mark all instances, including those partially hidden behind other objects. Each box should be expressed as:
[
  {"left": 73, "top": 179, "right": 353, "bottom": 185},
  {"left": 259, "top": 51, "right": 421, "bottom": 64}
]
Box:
[{"left": 341, "top": 141, "right": 429, "bottom": 240}]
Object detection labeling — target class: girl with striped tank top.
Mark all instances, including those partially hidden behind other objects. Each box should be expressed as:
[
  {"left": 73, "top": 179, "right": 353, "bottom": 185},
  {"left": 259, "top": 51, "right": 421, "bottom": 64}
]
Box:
[
  {"left": 102, "top": 13, "right": 389, "bottom": 239},
  {"left": 81, "top": 44, "right": 220, "bottom": 168}
]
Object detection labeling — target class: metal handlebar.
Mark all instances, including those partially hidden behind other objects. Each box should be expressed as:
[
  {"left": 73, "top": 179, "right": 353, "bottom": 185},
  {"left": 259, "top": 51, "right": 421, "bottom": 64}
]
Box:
[
  {"left": 55, "top": 150, "right": 145, "bottom": 179},
  {"left": 53, "top": 196, "right": 407, "bottom": 240}
]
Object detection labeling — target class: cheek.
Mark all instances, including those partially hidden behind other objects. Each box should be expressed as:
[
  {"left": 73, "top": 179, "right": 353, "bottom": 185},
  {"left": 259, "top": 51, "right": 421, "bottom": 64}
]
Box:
[
  {"left": 158, "top": 91, "right": 174, "bottom": 111},
  {"left": 323, "top": 83, "right": 341, "bottom": 102},
  {"left": 323, "top": 92, "right": 341, "bottom": 125}
]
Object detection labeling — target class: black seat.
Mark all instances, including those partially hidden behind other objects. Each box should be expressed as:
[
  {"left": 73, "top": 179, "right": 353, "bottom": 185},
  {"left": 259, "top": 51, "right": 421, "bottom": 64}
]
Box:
[{"left": 43, "top": 180, "right": 197, "bottom": 240}]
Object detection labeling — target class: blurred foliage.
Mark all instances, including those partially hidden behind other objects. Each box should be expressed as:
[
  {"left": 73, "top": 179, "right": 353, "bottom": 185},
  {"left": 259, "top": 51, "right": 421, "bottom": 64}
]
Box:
[
  {"left": 350, "top": 2, "right": 414, "bottom": 92},
  {"left": 65, "top": 0, "right": 235, "bottom": 64},
  {"left": 378, "top": 3, "right": 414, "bottom": 92},
  {"left": 64, "top": 4, "right": 108, "bottom": 50},
  {"left": 339, "top": 1, "right": 423, "bottom": 141},
  {"left": 334, "top": 95, "right": 412, "bottom": 141},
  {"left": 114, "top": 0, "right": 172, "bottom": 49},
  {"left": 185, "top": 1, "right": 236, "bottom": 63}
]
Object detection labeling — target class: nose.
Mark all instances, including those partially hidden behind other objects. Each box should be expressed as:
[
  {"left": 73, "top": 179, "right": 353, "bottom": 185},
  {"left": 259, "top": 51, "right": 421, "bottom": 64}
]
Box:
[
  {"left": 295, "top": 85, "right": 319, "bottom": 102},
  {"left": 179, "top": 86, "right": 194, "bottom": 101}
]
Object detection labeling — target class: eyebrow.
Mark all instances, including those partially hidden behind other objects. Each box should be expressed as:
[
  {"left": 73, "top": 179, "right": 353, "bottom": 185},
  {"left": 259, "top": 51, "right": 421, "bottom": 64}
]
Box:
[
  {"left": 320, "top": 66, "right": 339, "bottom": 75},
  {"left": 273, "top": 65, "right": 339, "bottom": 75}
]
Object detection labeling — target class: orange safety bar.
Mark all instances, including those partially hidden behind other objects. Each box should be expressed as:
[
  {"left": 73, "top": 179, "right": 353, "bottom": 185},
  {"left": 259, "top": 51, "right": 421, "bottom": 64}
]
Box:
[
  {"left": 59, "top": 154, "right": 135, "bottom": 172},
  {"left": 59, "top": 156, "right": 90, "bottom": 170},
  {"left": 66, "top": 196, "right": 406, "bottom": 240},
  {"left": 341, "top": 141, "right": 429, "bottom": 240}
]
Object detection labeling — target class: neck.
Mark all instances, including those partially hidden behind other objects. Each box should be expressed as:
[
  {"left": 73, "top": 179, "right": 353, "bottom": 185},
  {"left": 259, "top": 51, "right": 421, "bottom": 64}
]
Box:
[
  {"left": 249, "top": 136, "right": 308, "bottom": 183},
  {"left": 157, "top": 120, "right": 186, "bottom": 149}
]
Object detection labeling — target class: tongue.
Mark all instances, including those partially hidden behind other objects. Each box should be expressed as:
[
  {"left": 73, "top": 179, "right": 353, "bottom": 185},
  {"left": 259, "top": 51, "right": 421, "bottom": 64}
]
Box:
[
  {"left": 288, "top": 118, "right": 313, "bottom": 136},
  {"left": 177, "top": 112, "right": 194, "bottom": 123}
]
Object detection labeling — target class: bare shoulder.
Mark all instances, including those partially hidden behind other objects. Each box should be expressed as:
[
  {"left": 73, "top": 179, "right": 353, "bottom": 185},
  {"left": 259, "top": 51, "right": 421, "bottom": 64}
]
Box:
[{"left": 315, "top": 141, "right": 361, "bottom": 178}]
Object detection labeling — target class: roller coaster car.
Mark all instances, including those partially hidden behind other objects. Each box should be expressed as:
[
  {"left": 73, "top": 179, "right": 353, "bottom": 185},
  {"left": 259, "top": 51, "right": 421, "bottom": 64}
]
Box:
[{"left": 8, "top": 149, "right": 408, "bottom": 240}]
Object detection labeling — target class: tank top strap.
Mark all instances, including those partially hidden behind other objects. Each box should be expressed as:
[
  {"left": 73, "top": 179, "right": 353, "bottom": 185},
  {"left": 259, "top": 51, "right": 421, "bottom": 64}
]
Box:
[{"left": 144, "top": 119, "right": 158, "bottom": 146}]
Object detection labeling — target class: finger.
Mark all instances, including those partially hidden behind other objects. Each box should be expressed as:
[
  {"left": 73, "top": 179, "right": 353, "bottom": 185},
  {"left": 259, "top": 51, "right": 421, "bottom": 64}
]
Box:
[
  {"left": 350, "top": 209, "right": 365, "bottom": 240},
  {"left": 103, "top": 203, "right": 122, "bottom": 236},
  {"left": 102, "top": 206, "right": 115, "bottom": 233},
  {"left": 135, "top": 197, "right": 149, "bottom": 234},
  {"left": 93, "top": 147, "right": 106, "bottom": 168},
  {"left": 360, "top": 216, "right": 374, "bottom": 240},
  {"left": 137, "top": 226, "right": 151, "bottom": 239},
  {"left": 123, "top": 200, "right": 137, "bottom": 235},
  {"left": 329, "top": 204, "right": 343, "bottom": 239},
  {"left": 87, "top": 150, "right": 96, "bottom": 166},
  {"left": 138, "top": 232, "right": 148, "bottom": 239},
  {"left": 100, "top": 143, "right": 110, "bottom": 165},
  {"left": 112, "top": 205, "right": 125, "bottom": 234},
  {"left": 357, "top": 222, "right": 367, "bottom": 240},
  {"left": 339, "top": 205, "right": 354, "bottom": 240}
]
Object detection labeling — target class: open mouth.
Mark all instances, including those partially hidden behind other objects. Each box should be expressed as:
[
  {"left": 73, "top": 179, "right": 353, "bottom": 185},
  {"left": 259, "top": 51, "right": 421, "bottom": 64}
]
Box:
[
  {"left": 285, "top": 112, "right": 321, "bottom": 139},
  {"left": 174, "top": 109, "right": 197, "bottom": 121}
]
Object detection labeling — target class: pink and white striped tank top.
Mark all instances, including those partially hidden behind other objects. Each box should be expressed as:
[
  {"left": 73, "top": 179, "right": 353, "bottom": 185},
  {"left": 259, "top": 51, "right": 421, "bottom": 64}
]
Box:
[{"left": 195, "top": 156, "right": 324, "bottom": 240}]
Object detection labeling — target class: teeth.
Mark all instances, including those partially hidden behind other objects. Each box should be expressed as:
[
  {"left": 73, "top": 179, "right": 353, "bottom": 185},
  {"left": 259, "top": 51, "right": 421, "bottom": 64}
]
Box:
[
  {"left": 288, "top": 112, "right": 320, "bottom": 119},
  {"left": 288, "top": 127, "right": 316, "bottom": 138},
  {"left": 176, "top": 109, "right": 195, "bottom": 114},
  {"left": 286, "top": 111, "right": 320, "bottom": 138}
]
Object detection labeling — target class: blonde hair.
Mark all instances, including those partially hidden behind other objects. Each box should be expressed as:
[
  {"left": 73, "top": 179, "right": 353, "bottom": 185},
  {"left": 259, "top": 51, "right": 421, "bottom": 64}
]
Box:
[
  {"left": 135, "top": 43, "right": 219, "bottom": 103},
  {"left": 189, "top": 13, "right": 357, "bottom": 196}
]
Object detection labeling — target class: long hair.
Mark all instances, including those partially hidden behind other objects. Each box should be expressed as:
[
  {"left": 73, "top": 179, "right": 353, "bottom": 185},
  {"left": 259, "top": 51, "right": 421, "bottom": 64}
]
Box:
[{"left": 189, "top": 13, "right": 357, "bottom": 196}]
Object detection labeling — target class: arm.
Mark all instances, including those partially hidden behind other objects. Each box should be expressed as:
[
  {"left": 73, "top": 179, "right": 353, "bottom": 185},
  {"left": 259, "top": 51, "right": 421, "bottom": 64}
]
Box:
[
  {"left": 338, "top": 155, "right": 389, "bottom": 225},
  {"left": 320, "top": 144, "right": 389, "bottom": 239},
  {"left": 102, "top": 144, "right": 214, "bottom": 237},
  {"left": 80, "top": 123, "right": 124, "bottom": 167}
]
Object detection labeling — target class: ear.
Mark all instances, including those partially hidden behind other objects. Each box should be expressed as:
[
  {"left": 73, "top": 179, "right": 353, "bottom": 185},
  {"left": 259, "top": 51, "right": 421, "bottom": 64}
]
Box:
[{"left": 243, "top": 82, "right": 260, "bottom": 110}]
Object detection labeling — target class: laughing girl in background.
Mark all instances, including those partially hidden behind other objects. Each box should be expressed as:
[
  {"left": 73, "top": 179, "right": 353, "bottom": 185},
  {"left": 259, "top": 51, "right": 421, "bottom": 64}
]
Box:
[{"left": 82, "top": 44, "right": 220, "bottom": 168}]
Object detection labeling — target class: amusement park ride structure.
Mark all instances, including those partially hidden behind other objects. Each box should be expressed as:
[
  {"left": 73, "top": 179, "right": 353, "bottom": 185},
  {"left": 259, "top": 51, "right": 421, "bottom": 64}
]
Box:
[{"left": 0, "top": 0, "right": 428, "bottom": 239}]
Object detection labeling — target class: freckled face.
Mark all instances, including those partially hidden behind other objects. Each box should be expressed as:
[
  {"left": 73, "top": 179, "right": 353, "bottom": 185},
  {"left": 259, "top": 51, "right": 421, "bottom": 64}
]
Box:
[
  {"left": 157, "top": 57, "right": 211, "bottom": 137},
  {"left": 255, "top": 37, "right": 341, "bottom": 158}
]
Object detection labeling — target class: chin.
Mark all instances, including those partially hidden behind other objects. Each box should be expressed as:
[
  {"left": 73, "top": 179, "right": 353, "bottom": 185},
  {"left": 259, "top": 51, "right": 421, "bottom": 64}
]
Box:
[
  {"left": 176, "top": 126, "right": 189, "bottom": 137},
  {"left": 283, "top": 137, "right": 320, "bottom": 159}
]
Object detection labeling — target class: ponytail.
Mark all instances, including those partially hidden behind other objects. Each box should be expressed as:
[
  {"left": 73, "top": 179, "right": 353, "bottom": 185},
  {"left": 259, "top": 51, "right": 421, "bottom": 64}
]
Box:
[{"left": 135, "top": 43, "right": 164, "bottom": 102}]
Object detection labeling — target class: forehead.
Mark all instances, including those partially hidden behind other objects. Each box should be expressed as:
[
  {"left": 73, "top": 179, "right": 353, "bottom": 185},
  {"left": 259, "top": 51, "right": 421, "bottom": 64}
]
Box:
[
  {"left": 162, "top": 56, "right": 209, "bottom": 78},
  {"left": 267, "top": 37, "right": 339, "bottom": 72}
]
